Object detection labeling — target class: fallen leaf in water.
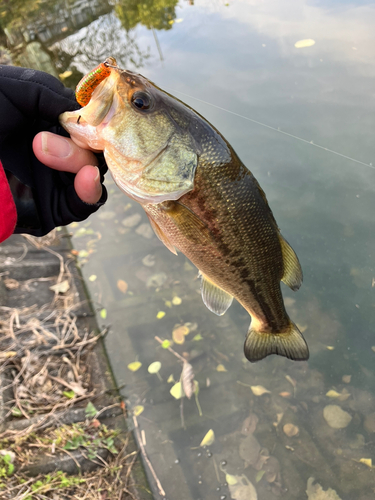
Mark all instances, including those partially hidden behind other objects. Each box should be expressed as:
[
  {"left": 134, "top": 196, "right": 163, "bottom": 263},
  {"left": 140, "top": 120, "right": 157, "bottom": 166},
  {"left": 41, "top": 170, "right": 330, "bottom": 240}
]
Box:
[
  {"left": 371, "top": 346, "right": 375, "bottom": 353},
  {"left": 228, "top": 474, "right": 258, "bottom": 500},
  {"left": 49, "top": 280, "right": 70, "bottom": 294},
  {"left": 226, "top": 473, "right": 238, "bottom": 485},
  {"left": 89, "top": 275, "right": 97, "bottom": 282},
  {"left": 172, "top": 296, "right": 182, "bottom": 305},
  {"left": 295, "top": 39, "right": 316, "bottom": 48},
  {"left": 285, "top": 375, "right": 296, "bottom": 388},
  {"left": 59, "top": 70, "right": 72, "bottom": 79},
  {"left": 193, "top": 333, "right": 203, "bottom": 341},
  {"left": 170, "top": 382, "right": 183, "bottom": 399},
  {"left": 147, "top": 272, "right": 167, "bottom": 288},
  {"left": 283, "top": 423, "right": 299, "bottom": 437},
  {"left": 326, "top": 346, "right": 335, "bottom": 350},
  {"left": 117, "top": 279, "right": 128, "bottom": 294},
  {"left": 279, "top": 392, "right": 291, "bottom": 398},
  {"left": 337, "top": 388, "right": 351, "bottom": 401},
  {"left": 122, "top": 213, "right": 141, "bottom": 227},
  {"left": 156, "top": 311, "right": 166, "bottom": 319},
  {"left": 172, "top": 325, "right": 189, "bottom": 344},
  {"left": 181, "top": 362, "right": 195, "bottom": 399},
  {"left": 148, "top": 361, "right": 161, "bottom": 374},
  {"left": 255, "top": 470, "right": 266, "bottom": 483},
  {"left": 165, "top": 300, "right": 172, "bottom": 308},
  {"left": 97, "top": 210, "right": 116, "bottom": 220},
  {"left": 133, "top": 405, "right": 144, "bottom": 416},
  {"left": 326, "top": 390, "right": 341, "bottom": 398},
  {"left": 200, "top": 429, "right": 215, "bottom": 446},
  {"left": 135, "top": 223, "right": 154, "bottom": 239},
  {"left": 239, "top": 434, "right": 261, "bottom": 466},
  {"left": 241, "top": 413, "right": 259, "bottom": 435},
  {"left": 358, "top": 458, "right": 373, "bottom": 467},
  {"left": 306, "top": 477, "right": 342, "bottom": 499},
  {"left": 161, "top": 339, "right": 172, "bottom": 349},
  {"left": 217, "top": 364, "right": 227, "bottom": 372},
  {"left": 342, "top": 375, "right": 351, "bottom": 384},
  {"left": 323, "top": 405, "right": 352, "bottom": 429},
  {"left": 128, "top": 361, "right": 142, "bottom": 372},
  {"left": 100, "top": 308, "right": 107, "bottom": 319},
  {"left": 251, "top": 385, "right": 270, "bottom": 396},
  {"left": 142, "top": 254, "right": 156, "bottom": 267}
]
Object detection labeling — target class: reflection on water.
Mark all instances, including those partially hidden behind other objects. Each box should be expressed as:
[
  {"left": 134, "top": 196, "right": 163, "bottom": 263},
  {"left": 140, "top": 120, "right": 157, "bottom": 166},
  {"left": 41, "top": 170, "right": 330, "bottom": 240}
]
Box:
[{"left": 3, "top": 0, "right": 375, "bottom": 498}]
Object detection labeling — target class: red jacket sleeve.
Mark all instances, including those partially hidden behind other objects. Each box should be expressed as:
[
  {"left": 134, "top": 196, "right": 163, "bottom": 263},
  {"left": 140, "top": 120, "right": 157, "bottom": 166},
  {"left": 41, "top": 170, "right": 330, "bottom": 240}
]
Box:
[{"left": 0, "top": 162, "right": 17, "bottom": 243}]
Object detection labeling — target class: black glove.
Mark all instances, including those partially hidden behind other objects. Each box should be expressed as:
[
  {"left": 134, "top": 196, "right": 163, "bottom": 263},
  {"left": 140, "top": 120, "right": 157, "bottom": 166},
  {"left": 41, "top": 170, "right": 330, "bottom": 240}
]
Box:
[{"left": 0, "top": 65, "right": 107, "bottom": 237}]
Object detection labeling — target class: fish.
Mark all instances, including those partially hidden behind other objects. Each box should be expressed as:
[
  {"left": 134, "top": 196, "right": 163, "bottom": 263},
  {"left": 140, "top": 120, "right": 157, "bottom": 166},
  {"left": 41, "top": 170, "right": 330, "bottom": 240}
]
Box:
[{"left": 60, "top": 58, "right": 309, "bottom": 363}]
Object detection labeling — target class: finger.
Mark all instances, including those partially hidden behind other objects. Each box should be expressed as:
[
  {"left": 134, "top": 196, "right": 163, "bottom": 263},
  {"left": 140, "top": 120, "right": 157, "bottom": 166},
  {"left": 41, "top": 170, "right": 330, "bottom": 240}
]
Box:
[
  {"left": 32, "top": 132, "right": 99, "bottom": 173},
  {"left": 74, "top": 165, "right": 103, "bottom": 204}
]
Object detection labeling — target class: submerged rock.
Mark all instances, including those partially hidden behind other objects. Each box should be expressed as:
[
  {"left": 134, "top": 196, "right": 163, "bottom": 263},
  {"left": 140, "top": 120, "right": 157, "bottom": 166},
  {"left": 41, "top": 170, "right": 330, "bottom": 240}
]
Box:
[{"left": 323, "top": 405, "right": 352, "bottom": 429}]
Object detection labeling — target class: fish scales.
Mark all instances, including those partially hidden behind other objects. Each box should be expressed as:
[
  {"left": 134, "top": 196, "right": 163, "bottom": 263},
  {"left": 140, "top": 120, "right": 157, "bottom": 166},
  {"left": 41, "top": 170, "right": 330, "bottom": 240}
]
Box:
[{"left": 60, "top": 58, "right": 309, "bottom": 363}]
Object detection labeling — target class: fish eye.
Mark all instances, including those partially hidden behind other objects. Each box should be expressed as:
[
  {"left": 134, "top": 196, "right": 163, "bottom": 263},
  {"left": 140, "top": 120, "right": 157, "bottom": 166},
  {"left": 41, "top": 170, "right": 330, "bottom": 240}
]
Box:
[{"left": 131, "top": 91, "right": 152, "bottom": 111}]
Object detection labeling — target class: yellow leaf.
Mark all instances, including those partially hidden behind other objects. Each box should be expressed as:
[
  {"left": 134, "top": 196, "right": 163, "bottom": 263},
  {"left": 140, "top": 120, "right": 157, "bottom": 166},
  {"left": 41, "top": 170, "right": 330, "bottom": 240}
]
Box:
[
  {"left": 133, "top": 405, "right": 144, "bottom": 416},
  {"left": 117, "top": 279, "right": 128, "bottom": 294},
  {"left": 59, "top": 70, "right": 72, "bottom": 79},
  {"left": 148, "top": 361, "right": 161, "bottom": 374},
  {"left": 165, "top": 300, "right": 172, "bottom": 308},
  {"left": 200, "top": 429, "right": 215, "bottom": 447},
  {"left": 216, "top": 364, "right": 227, "bottom": 372},
  {"left": 89, "top": 275, "right": 97, "bottom": 282},
  {"left": 167, "top": 374, "right": 175, "bottom": 383},
  {"left": 156, "top": 311, "right": 166, "bottom": 319},
  {"left": 175, "top": 18, "right": 183, "bottom": 23},
  {"left": 251, "top": 385, "right": 270, "bottom": 396},
  {"left": 326, "top": 346, "right": 335, "bottom": 350},
  {"left": 225, "top": 474, "right": 238, "bottom": 485},
  {"left": 100, "top": 308, "right": 107, "bottom": 319},
  {"left": 326, "top": 390, "right": 340, "bottom": 398},
  {"left": 294, "top": 39, "right": 316, "bottom": 48},
  {"left": 172, "top": 296, "right": 182, "bottom": 305},
  {"left": 128, "top": 361, "right": 142, "bottom": 372},
  {"left": 359, "top": 458, "right": 372, "bottom": 467},
  {"left": 172, "top": 325, "right": 189, "bottom": 344},
  {"left": 170, "top": 382, "right": 183, "bottom": 399}
]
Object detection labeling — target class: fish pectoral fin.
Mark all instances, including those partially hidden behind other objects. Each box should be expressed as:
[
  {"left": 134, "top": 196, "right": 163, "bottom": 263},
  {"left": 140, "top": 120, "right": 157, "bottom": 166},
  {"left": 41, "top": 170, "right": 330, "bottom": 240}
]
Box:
[
  {"left": 244, "top": 320, "right": 309, "bottom": 363},
  {"left": 279, "top": 235, "right": 303, "bottom": 291},
  {"left": 161, "top": 201, "right": 212, "bottom": 245},
  {"left": 200, "top": 272, "right": 233, "bottom": 316},
  {"left": 146, "top": 214, "right": 177, "bottom": 255}
]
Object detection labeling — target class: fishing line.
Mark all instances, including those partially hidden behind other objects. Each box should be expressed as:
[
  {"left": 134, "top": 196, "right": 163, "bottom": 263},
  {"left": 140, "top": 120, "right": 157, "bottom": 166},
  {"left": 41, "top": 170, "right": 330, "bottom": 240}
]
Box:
[{"left": 166, "top": 87, "right": 375, "bottom": 171}]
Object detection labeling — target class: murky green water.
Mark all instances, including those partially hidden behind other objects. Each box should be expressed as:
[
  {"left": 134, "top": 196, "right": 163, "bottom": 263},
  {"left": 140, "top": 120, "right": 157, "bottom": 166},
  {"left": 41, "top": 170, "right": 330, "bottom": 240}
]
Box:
[{"left": 2, "top": 0, "right": 375, "bottom": 498}]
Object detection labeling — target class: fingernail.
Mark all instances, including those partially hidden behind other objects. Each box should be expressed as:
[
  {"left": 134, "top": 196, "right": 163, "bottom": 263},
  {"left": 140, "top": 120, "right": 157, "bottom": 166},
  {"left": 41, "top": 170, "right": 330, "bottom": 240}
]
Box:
[
  {"left": 41, "top": 132, "right": 72, "bottom": 158},
  {"left": 93, "top": 166, "right": 100, "bottom": 183}
]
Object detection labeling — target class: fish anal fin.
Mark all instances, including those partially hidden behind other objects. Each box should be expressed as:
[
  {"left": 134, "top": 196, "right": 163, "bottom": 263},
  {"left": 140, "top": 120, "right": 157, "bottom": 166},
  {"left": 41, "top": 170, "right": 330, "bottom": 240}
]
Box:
[
  {"left": 279, "top": 235, "right": 303, "bottom": 291},
  {"left": 200, "top": 272, "right": 233, "bottom": 316},
  {"left": 146, "top": 214, "right": 177, "bottom": 255},
  {"left": 244, "top": 320, "right": 309, "bottom": 363},
  {"left": 160, "top": 201, "right": 212, "bottom": 246}
]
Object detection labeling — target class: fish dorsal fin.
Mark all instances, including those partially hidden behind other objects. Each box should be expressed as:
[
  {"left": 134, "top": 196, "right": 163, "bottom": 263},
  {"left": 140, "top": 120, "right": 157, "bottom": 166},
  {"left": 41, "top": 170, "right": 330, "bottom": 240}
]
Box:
[
  {"left": 146, "top": 215, "right": 177, "bottom": 255},
  {"left": 279, "top": 235, "right": 303, "bottom": 291},
  {"left": 161, "top": 201, "right": 212, "bottom": 245},
  {"left": 200, "top": 272, "right": 233, "bottom": 316}
]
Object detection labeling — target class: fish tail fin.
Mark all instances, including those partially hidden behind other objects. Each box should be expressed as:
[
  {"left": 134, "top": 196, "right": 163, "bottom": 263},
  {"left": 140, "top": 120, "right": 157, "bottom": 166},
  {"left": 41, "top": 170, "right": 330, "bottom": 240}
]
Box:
[{"left": 244, "top": 321, "right": 309, "bottom": 363}]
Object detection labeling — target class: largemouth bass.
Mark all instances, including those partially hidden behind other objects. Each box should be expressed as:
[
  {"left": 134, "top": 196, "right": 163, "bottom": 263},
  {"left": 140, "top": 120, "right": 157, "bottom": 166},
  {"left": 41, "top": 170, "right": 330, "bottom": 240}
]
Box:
[{"left": 60, "top": 58, "right": 309, "bottom": 363}]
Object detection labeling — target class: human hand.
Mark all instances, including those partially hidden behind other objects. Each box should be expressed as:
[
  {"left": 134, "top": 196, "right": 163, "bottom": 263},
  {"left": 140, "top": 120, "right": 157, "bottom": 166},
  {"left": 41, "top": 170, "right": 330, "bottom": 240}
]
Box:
[
  {"left": 32, "top": 132, "right": 103, "bottom": 205},
  {"left": 0, "top": 65, "right": 107, "bottom": 237}
]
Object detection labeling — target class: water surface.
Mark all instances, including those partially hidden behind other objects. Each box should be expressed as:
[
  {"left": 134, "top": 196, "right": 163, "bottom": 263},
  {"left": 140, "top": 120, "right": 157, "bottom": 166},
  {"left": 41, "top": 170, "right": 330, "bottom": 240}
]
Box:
[{"left": 2, "top": 1, "right": 375, "bottom": 498}]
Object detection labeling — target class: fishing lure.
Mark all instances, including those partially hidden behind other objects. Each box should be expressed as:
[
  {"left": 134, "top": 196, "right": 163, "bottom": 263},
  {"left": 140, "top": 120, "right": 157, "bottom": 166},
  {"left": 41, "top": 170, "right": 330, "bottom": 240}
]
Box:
[{"left": 75, "top": 57, "right": 117, "bottom": 106}]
